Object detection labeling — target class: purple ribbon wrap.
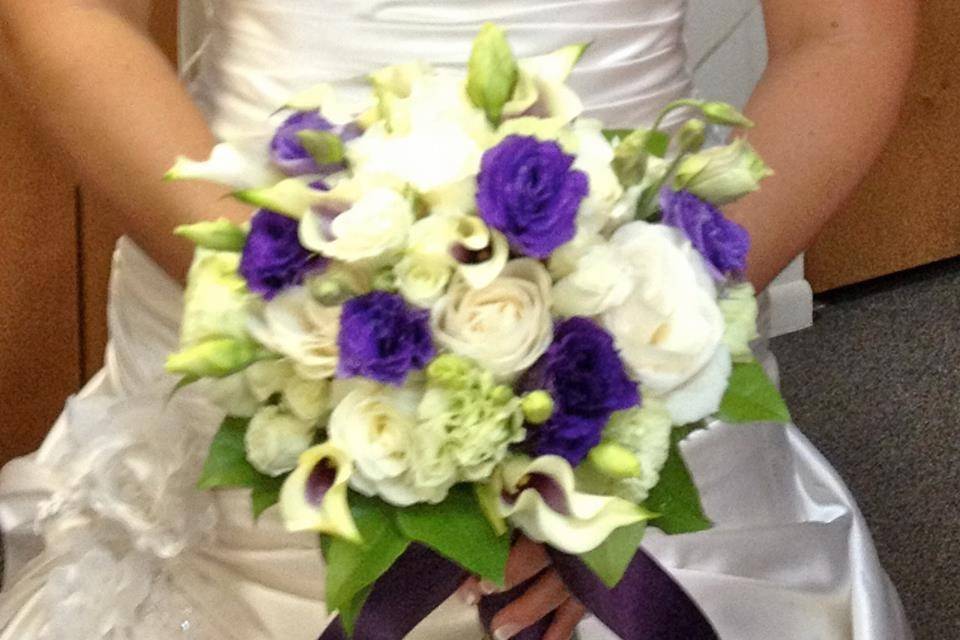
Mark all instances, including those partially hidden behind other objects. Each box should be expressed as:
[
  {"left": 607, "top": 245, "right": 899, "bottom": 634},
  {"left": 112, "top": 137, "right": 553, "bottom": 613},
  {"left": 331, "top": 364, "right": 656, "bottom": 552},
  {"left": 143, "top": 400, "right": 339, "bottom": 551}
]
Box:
[{"left": 318, "top": 544, "right": 717, "bottom": 640}]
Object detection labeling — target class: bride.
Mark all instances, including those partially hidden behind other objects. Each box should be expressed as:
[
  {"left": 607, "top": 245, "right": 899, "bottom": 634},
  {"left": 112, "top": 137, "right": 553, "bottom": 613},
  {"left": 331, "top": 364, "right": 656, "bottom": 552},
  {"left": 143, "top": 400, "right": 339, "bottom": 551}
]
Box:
[{"left": 0, "top": 0, "right": 917, "bottom": 638}]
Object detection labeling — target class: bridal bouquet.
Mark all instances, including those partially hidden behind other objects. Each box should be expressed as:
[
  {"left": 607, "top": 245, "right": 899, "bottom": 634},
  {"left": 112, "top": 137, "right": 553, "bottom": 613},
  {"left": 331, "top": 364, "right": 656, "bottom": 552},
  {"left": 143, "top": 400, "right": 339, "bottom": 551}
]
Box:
[{"left": 166, "top": 24, "right": 789, "bottom": 640}]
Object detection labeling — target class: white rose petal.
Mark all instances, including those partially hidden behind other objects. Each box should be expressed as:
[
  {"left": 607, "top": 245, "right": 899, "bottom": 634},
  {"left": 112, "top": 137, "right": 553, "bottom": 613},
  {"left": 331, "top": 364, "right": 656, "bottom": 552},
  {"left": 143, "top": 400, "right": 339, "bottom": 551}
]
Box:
[
  {"left": 660, "top": 344, "right": 732, "bottom": 425},
  {"left": 327, "top": 385, "right": 448, "bottom": 506},
  {"left": 602, "top": 222, "right": 725, "bottom": 422},
  {"left": 432, "top": 259, "right": 553, "bottom": 381},
  {"left": 395, "top": 254, "right": 453, "bottom": 307},
  {"left": 248, "top": 287, "right": 340, "bottom": 380},
  {"left": 552, "top": 243, "right": 635, "bottom": 317},
  {"left": 244, "top": 406, "right": 317, "bottom": 477}
]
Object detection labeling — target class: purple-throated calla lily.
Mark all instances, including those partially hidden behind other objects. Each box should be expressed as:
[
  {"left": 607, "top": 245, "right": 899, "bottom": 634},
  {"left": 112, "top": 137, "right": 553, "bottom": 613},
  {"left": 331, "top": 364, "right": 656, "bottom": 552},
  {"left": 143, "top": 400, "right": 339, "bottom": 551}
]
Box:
[
  {"left": 492, "top": 455, "right": 654, "bottom": 554},
  {"left": 279, "top": 443, "right": 360, "bottom": 543}
]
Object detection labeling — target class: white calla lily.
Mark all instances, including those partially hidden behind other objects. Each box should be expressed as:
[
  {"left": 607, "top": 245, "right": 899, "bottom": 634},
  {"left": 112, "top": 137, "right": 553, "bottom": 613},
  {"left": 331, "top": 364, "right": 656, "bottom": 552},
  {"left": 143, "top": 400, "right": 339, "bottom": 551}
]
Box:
[
  {"left": 503, "top": 43, "right": 588, "bottom": 123},
  {"left": 165, "top": 138, "right": 282, "bottom": 190},
  {"left": 282, "top": 83, "right": 371, "bottom": 125},
  {"left": 280, "top": 444, "right": 360, "bottom": 542},
  {"left": 299, "top": 185, "right": 414, "bottom": 263},
  {"left": 494, "top": 455, "right": 654, "bottom": 554}
]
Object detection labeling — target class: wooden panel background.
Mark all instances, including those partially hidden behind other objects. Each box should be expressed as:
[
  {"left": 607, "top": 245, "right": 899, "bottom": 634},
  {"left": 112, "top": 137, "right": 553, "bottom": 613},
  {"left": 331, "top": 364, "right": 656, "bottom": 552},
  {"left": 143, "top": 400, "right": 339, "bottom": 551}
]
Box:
[{"left": 806, "top": 0, "right": 960, "bottom": 292}]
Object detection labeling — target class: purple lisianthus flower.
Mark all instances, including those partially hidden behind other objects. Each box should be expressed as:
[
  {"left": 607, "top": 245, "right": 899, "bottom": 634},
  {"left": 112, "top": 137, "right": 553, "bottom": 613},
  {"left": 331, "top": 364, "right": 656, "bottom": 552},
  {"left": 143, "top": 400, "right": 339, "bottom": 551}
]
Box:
[
  {"left": 522, "top": 317, "right": 640, "bottom": 465},
  {"left": 240, "top": 209, "right": 326, "bottom": 300},
  {"left": 660, "top": 189, "right": 750, "bottom": 279},
  {"left": 270, "top": 111, "right": 354, "bottom": 177},
  {"left": 477, "top": 135, "right": 589, "bottom": 259},
  {"left": 337, "top": 292, "right": 435, "bottom": 385}
]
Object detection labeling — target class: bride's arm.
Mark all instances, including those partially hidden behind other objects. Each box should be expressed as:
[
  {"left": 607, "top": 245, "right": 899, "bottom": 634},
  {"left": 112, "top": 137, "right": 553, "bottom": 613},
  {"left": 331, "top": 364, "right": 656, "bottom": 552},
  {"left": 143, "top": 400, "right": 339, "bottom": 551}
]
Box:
[
  {"left": 731, "top": 0, "right": 917, "bottom": 290},
  {"left": 0, "top": 0, "right": 249, "bottom": 278}
]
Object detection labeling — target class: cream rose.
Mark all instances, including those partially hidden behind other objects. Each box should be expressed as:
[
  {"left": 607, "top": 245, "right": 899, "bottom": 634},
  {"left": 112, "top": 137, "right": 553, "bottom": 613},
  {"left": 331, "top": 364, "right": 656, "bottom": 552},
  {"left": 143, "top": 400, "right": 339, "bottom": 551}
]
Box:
[
  {"left": 601, "top": 221, "right": 730, "bottom": 423},
  {"left": 247, "top": 287, "right": 340, "bottom": 380},
  {"left": 327, "top": 385, "right": 449, "bottom": 506},
  {"left": 431, "top": 259, "right": 553, "bottom": 380},
  {"left": 244, "top": 405, "right": 317, "bottom": 477}
]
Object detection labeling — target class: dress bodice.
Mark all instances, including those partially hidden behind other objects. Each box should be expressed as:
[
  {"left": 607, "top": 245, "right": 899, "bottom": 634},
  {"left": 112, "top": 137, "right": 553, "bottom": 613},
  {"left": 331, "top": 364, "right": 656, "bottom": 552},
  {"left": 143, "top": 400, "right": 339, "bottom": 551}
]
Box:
[{"left": 180, "top": 0, "right": 692, "bottom": 139}]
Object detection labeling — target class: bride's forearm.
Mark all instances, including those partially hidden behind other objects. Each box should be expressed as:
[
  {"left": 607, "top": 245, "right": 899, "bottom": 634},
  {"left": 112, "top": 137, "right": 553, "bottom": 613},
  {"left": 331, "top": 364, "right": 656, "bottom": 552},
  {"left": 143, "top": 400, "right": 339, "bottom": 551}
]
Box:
[
  {"left": 0, "top": 0, "right": 249, "bottom": 278},
  {"left": 728, "top": 0, "right": 917, "bottom": 291}
]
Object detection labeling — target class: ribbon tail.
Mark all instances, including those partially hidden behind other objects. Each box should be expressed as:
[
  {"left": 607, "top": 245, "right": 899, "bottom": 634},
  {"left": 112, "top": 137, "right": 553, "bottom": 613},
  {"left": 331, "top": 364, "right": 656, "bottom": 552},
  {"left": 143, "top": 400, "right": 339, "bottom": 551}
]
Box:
[
  {"left": 318, "top": 544, "right": 469, "bottom": 640},
  {"left": 549, "top": 547, "right": 719, "bottom": 640}
]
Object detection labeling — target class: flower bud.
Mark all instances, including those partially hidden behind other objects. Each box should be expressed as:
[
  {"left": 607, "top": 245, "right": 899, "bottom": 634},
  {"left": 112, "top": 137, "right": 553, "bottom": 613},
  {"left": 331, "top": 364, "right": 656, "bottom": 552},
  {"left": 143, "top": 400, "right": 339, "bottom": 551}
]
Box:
[
  {"left": 174, "top": 218, "right": 248, "bottom": 252},
  {"left": 677, "top": 119, "right": 706, "bottom": 152},
  {"left": 700, "top": 101, "right": 754, "bottom": 128},
  {"left": 426, "top": 354, "right": 476, "bottom": 389},
  {"left": 521, "top": 391, "right": 554, "bottom": 425},
  {"left": 587, "top": 441, "right": 643, "bottom": 480},
  {"left": 165, "top": 338, "right": 267, "bottom": 379},
  {"left": 674, "top": 139, "right": 773, "bottom": 205}
]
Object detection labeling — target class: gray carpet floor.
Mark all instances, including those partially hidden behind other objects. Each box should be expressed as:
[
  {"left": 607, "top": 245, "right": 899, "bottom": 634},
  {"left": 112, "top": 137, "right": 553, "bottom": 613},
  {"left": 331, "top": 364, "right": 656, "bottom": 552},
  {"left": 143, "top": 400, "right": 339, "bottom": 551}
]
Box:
[{"left": 771, "top": 257, "right": 960, "bottom": 640}]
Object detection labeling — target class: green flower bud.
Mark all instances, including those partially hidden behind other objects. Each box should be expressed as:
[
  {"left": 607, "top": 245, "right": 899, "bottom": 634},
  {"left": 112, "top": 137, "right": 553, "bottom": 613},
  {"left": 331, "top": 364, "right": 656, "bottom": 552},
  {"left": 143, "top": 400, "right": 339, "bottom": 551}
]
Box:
[
  {"left": 677, "top": 119, "right": 707, "bottom": 152},
  {"left": 174, "top": 218, "right": 248, "bottom": 252},
  {"left": 700, "top": 101, "right": 754, "bottom": 128},
  {"left": 371, "top": 267, "right": 398, "bottom": 292},
  {"left": 587, "top": 441, "right": 642, "bottom": 480},
  {"left": 166, "top": 338, "right": 269, "bottom": 379},
  {"left": 674, "top": 139, "right": 773, "bottom": 205},
  {"left": 521, "top": 390, "right": 554, "bottom": 425},
  {"left": 234, "top": 177, "right": 326, "bottom": 219},
  {"left": 426, "top": 354, "right": 476, "bottom": 389},
  {"left": 491, "top": 384, "right": 516, "bottom": 405}
]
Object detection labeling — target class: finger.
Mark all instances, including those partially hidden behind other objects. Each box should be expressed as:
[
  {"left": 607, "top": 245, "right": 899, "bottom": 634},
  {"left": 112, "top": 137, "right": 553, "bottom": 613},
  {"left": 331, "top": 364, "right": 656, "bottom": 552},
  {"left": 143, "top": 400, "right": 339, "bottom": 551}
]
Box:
[
  {"left": 490, "top": 570, "right": 569, "bottom": 640},
  {"left": 456, "top": 576, "right": 481, "bottom": 606},
  {"left": 503, "top": 536, "right": 551, "bottom": 590},
  {"left": 543, "top": 598, "right": 587, "bottom": 640}
]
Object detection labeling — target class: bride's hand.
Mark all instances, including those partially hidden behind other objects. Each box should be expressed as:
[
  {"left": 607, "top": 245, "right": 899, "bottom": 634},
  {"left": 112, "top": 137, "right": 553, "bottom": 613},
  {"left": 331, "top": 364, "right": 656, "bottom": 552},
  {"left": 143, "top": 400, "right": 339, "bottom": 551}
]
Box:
[{"left": 458, "top": 536, "right": 586, "bottom": 640}]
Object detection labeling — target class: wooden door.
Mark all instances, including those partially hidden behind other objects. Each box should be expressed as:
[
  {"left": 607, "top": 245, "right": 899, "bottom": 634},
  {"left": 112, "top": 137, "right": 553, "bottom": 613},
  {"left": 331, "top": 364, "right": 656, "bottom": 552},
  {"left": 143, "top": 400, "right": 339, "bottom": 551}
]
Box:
[
  {"left": 0, "top": 5, "right": 179, "bottom": 465},
  {"left": 806, "top": 1, "right": 960, "bottom": 291}
]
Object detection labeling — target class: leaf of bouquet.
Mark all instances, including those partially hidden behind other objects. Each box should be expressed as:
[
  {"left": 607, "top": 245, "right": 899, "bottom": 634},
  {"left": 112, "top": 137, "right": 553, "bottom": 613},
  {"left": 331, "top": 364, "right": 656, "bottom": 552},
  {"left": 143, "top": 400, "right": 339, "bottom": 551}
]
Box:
[
  {"left": 717, "top": 360, "right": 792, "bottom": 424},
  {"left": 395, "top": 484, "right": 510, "bottom": 585},
  {"left": 644, "top": 425, "right": 711, "bottom": 535},
  {"left": 579, "top": 521, "right": 647, "bottom": 588},
  {"left": 339, "top": 584, "right": 374, "bottom": 636},
  {"left": 467, "top": 23, "right": 519, "bottom": 125},
  {"left": 197, "top": 417, "right": 286, "bottom": 518},
  {"left": 324, "top": 495, "right": 409, "bottom": 625}
]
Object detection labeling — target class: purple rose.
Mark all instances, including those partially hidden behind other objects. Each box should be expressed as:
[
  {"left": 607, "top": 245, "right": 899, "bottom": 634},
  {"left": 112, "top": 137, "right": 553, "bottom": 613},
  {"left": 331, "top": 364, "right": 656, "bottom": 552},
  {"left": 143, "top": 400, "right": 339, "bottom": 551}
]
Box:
[
  {"left": 477, "top": 135, "right": 589, "bottom": 259},
  {"left": 270, "top": 111, "right": 354, "bottom": 177},
  {"left": 337, "top": 292, "right": 436, "bottom": 385},
  {"left": 240, "top": 209, "right": 325, "bottom": 300},
  {"left": 522, "top": 317, "right": 640, "bottom": 465},
  {"left": 660, "top": 189, "right": 750, "bottom": 279}
]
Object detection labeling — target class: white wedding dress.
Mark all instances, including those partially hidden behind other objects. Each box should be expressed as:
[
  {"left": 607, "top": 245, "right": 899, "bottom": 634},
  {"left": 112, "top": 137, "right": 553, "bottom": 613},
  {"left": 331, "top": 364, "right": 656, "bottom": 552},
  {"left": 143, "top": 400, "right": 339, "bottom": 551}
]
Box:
[{"left": 0, "top": 1, "right": 911, "bottom": 638}]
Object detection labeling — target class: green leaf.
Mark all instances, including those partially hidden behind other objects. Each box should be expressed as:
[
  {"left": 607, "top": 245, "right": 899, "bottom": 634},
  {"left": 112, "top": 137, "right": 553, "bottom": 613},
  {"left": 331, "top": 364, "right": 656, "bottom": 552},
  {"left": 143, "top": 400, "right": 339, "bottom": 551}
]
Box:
[
  {"left": 296, "top": 130, "right": 346, "bottom": 165},
  {"left": 717, "top": 360, "right": 792, "bottom": 424},
  {"left": 395, "top": 484, "right": 510, "bottom": 585},
  {"left": 197, "top": 416, "right": 288, "bottom": 521},
  {"left": 644, "top": 425, "right": 711, "bottom": 535},
  {"left": 602, "top": 128, "right": 633, "bottom": 143},
  {"left": 467, "top": 23, "right": 519, "bottom": 125},
  {"left": 579, "top": 521, "right": 647, "bottom": 587},
  {"left": 339, "top": 584, "right": 373, "bottom": 636},
  {"left": 174, "top": 218, "right": 248, "bottom": 252},
  {"left": 251, "top": 477, "right": 285, "bottom": 519},
  {"left": 324, "top": 495, "right": 409, "bottom": 624},
  {"left": 642, "top": 130, "right": 671, "bottom": 158}
]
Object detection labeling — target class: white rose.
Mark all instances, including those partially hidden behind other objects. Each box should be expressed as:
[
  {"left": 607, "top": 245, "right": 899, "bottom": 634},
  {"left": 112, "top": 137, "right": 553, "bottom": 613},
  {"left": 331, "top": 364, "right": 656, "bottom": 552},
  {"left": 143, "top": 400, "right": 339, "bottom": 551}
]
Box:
[
  {"left": 327, "top": 385, "right": 447, "bottom": 506},
  {"left": 180, "top": 249, "right": 250, "bottom": 347},
  {"left": 432, "top": 259, "right": 553, "bottom": 380},
  {"left": 395, "top": 254, "right": 453, "bottom": 307},
  {"left": 299, "top": 185, "right": 413, "bottom": 263},
  {"left": 244, "top": 405, "right": 317, "bottom": 477},
  {"left": 248, "top": 287, "right": 340, "bottom": 380},
  {"left": 602, "top": 222, "right": 730, "bottom": 424},
  {"left": 552, "top": 243, "right": 634, "bottom": 317},
  {"left": 570, "top": 119, "right": 624, "bottom": 235}
]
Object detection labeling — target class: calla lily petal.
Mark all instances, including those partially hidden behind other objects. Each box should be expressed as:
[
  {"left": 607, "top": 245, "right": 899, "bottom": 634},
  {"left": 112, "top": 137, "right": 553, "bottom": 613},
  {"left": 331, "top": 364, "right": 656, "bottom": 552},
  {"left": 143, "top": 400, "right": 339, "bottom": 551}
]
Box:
[
  {"left": 280, "top": 443, "right": 361, "bottom": 543},
  {"left": 234, "top": 176, "right": 330, "bottom": 219},
  {"left": 282, "top": 82, "right": 371, "bottom": 125},
  {"left": 165, "top": 139, "right": 283, "bottom": 190},
  {"left": 456, "top": 230, "right": 509, "bottom": 290},
  {"left": 496, "top": 455, "right": 653, "bottom": 554}
]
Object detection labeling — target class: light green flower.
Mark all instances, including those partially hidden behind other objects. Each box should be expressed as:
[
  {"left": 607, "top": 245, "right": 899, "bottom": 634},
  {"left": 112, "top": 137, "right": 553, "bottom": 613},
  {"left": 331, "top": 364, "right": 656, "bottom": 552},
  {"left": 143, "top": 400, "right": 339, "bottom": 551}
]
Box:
[
  {"left": 719, "top": 283, "right": 760, "bottom": 362},
  {"left": 416, "top": 358, "right": 526, "bottom": 485},
  {"left": 179, "top": 249, "right": 251, "bottom": 347},
  {"left": 577, "top": 399, "right": 673, "bottom": 504},
  {"left": 674, "top": 139, "right": 773, "bottom": 205},
  {"left": 280, "top": 444, "right": 360, "bottom": 542}
]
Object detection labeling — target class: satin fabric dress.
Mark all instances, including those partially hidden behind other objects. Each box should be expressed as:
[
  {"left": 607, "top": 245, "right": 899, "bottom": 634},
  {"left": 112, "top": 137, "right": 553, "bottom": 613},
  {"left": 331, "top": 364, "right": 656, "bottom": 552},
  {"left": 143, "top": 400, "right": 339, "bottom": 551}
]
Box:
[{"left": 0, "top": 1, "right": 911, "bottom": 638}]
